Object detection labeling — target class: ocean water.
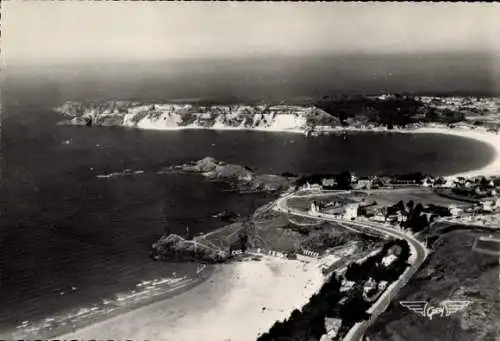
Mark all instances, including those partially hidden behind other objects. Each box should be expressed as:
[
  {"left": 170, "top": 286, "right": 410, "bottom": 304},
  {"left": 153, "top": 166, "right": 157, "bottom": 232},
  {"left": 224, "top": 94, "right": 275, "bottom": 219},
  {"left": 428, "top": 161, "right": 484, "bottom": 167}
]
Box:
[{"left": 0, "top": 86, "right": 495, "bottom": 336}]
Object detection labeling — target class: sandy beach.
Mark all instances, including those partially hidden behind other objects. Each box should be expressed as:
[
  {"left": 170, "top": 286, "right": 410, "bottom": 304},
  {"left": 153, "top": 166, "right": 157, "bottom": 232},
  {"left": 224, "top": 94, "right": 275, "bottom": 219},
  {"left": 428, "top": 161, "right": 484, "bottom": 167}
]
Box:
[{"left": 57, "top": 255, "right": 328, "bottom": 341}]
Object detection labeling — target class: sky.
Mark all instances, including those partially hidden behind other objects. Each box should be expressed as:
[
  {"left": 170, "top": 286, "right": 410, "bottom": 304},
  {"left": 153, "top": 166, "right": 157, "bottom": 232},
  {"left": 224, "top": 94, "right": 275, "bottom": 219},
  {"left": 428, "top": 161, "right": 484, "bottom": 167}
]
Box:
[{"left": 3, "top": 2, "right": 500, "bottom": 65}]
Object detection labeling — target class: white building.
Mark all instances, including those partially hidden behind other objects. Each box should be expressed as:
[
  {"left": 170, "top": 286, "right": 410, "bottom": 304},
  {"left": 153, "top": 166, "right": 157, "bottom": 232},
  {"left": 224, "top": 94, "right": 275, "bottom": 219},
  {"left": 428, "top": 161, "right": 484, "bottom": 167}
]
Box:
[
  {"left": 381, "top": 254, "right": 398, "bottom": 267},
  {"left": 448, "top": 204, "right": 463, "bottom": 217},
  {"left": 310, "top": 183, "right": 323, "bottom": 192},
  {"left": 354, "top": 179, "right": 372, "bottom": 190},
  {"left": 309, "top": 202, "right": 319, "bottom": 215},
  {"left": 363, "top": 277, "right": 377, "bottom": 293},
  {"left": 372, "top": 214, "right": 386, "bottom": 223},
  {"left": 344, "top": 203, "right": 359, "bottom": 220},
  {"left": 322, "top": 178, "right": 337, "bottom": 187},
  {"left": 481, "top": 198, "right": 500, "bottom": 212},
  {"left": 340, "top": 280, "right": 356, "bottom": 292},
  {"left": 422, "top": 177, "right": 435, "bottom": 188},
  {"left": 323, "top": 318, "right": 342, "bottom": 339},
  {"left": 302, "top": 182, "right": 322, "bottom": 192},
  {"left": 378, "top": 281, "right": 388, "bottom": 291}
]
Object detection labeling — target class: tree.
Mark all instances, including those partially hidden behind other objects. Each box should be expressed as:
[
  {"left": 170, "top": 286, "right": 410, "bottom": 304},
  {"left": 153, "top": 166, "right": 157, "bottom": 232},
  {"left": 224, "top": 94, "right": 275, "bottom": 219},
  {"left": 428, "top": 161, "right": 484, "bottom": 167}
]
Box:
[
  {"left": 339, "top": 296, "right": 371, "bottom": 325},
  {"left": 336, "top": 171, "right": 352, "bottom": 190},
  {"left": 407, "top": 200, "right": 415, "bottom": 212}
]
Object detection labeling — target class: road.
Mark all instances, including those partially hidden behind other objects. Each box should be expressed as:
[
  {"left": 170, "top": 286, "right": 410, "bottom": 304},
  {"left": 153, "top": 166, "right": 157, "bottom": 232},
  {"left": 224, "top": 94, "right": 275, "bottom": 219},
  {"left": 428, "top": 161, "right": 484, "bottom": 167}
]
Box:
[{"left": 273, "top": 190, "right": 429, "bottom": 341}]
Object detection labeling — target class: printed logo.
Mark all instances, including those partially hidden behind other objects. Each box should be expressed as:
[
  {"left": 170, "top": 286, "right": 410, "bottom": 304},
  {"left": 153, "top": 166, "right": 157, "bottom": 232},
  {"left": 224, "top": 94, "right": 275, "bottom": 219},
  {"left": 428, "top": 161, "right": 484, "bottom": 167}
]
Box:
[{"left": 400, "top": 300, "right": 472, "bottom": 320}]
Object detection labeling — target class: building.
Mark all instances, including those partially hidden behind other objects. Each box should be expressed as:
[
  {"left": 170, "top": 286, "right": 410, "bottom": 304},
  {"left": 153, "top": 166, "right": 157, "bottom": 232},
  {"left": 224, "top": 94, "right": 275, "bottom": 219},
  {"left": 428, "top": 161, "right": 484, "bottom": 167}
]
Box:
[
  {"left": 363, "top": 277, "right": 377, "bottom": 293},
  {"left": 481, "top": 198, "right": 500, "bottom": 212},
  {"left": 422, "top": 177, "right": 435, "bottom": 188},
  {"left": 310, "top": 183, "right": 323, "bottom": 192},
  {"left": 309, "top": 202, "right": 319, "bottom": 215},
  {"left": 381, "top": 254, "right": 398, "bottom": 266},
  {"left": 322, "top": 318, "right": 342, "bottom": 339},
  {"left": 378, "top": 281, "right": 388, "bottom": 291},
  {"left": 448, "top": 204, "right": 463, "bottom": 217},
  {"left": 302, "top": 182, "right": 322, "bottom": 192},
  {"left": 354, "top": 178, "right": 373, "bottom": 190},
  {"left": 344, "top": 203, "right": 359, "bottom": 220},
  {"left": 322, "top": 178, "right": 337, "bottom": 188},
  {"left": 340, "top": 280, "right": 356, "bottom": 292},
  {"left": 372, "top": 214, "right": 386, "bottom": 223}
]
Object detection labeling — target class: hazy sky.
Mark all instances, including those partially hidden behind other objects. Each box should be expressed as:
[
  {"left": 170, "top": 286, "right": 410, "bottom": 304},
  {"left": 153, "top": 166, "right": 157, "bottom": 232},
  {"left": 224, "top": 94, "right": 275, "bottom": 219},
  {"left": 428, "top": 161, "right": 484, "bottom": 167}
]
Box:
[{"left": 3, "top": 2, "right": 500, "bottom": 65}]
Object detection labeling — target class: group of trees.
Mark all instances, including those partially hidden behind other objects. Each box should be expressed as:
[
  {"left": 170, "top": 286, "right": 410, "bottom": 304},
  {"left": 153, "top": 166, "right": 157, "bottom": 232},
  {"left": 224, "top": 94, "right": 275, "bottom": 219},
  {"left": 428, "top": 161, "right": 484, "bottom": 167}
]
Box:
[
  {"left": 314, "top": 95, "right": 466, "bottom": 129},
  {"left": 345, "top": 239, "right": 411, "bottom": 284},
  {"left": 386, "top": 200, "right": 449, "bottom": 233}
]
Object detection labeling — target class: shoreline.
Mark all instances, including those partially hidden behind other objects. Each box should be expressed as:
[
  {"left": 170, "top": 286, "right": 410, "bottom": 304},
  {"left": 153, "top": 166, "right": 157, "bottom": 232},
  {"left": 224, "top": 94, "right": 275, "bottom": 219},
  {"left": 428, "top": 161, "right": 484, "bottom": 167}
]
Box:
[
  {"left": 54, "top": 255, "right": 332, "bottom": 341},
  {"left": 103, "top": 122, "right": 500, "bottom": 178},
  {"left": 5, "top": 265, "right": 215, "bottom": 341},
  {"left": 28, "top": 123, "right": 497, "bottom": 339},
  {"left": 385, "top": 126, "right": 500, "bottom": 178}
]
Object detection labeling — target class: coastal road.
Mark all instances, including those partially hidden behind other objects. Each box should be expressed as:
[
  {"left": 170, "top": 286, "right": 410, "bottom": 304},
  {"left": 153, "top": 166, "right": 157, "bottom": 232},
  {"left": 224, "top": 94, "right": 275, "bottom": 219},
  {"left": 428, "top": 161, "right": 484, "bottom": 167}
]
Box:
[{"left": 273, "top": 191, "right": 429, "bottom": 341}]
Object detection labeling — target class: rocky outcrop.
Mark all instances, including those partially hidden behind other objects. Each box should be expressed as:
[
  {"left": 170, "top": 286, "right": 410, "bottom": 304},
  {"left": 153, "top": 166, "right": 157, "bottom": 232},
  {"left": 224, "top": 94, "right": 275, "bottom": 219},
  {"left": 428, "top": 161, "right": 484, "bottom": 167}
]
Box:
[
  {"left": 166, "top": 157, "right": 292, "bottom": 193},
  {"left": 151, "top": 234, "right": 229, "bottom": 263},
  {"left": 179, "top": 157, "right": 253, "bottom": 182}
]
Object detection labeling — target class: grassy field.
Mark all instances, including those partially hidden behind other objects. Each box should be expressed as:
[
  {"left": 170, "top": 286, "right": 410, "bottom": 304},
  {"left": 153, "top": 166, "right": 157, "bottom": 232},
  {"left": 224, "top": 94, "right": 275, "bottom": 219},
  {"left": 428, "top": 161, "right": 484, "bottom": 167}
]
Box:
[
  {"left": 365, "top": 223, "right": 500, "bottom": 341},
  {"left": 364, "top": 188, "right": 472, "bottom": 207}
]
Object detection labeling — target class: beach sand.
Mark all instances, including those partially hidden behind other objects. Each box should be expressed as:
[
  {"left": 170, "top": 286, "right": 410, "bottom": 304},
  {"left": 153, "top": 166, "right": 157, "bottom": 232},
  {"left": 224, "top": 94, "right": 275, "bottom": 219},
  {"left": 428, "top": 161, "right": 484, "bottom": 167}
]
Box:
[{"left": 57, "top": 255, "right": 326, "bottom": 341}]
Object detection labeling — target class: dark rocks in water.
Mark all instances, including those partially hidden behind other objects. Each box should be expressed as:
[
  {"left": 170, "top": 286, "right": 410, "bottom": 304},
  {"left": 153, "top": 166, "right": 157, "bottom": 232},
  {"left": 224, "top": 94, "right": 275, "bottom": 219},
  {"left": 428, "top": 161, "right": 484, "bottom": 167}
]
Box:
[{"left": 57, "top": 116, "right": 93, "bottom": 127}]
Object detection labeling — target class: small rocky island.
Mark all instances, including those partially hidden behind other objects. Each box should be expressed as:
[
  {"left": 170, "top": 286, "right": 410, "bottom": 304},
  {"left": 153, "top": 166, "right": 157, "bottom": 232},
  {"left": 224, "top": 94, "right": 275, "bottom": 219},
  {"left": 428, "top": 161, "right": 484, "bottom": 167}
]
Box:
[{"left": 163, "top": 156, "right": 292, "bottom": 193}]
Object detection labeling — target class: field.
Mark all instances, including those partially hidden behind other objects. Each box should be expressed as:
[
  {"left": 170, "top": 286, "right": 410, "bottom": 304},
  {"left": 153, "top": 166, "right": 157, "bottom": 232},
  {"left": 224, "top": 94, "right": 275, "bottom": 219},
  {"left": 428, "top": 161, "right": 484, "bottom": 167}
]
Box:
[
  {"left": 363, "top": 188, "right": 472, "bottom": 207},
  {"left": 365, "top": 223, "right": 500, "bottom": 341},
  {"left": 195, "top": 221, "right": 247, "bottom": 250}
]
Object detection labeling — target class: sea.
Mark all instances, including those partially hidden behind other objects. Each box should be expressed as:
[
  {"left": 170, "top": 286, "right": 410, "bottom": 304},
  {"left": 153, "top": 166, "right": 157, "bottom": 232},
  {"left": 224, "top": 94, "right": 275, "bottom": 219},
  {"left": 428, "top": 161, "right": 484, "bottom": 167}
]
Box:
[{"left": 0, "top": 72, "right": 496, "bottom": 338}]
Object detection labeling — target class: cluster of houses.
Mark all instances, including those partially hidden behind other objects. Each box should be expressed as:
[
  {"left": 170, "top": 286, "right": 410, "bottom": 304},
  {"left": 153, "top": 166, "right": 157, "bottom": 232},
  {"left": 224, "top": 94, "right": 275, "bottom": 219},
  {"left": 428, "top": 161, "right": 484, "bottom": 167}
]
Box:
[{"left": 448, "top": 176, "right": 499, "bottom": 196}]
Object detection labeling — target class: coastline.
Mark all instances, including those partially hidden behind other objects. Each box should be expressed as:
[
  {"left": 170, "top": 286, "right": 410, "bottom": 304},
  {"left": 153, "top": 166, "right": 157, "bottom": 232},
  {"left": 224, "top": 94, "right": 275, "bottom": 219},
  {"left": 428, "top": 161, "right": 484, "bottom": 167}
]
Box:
[
  {"left": 117, "top": 122, "right": 500, "bottom": 178},
  {"left": 55, "top": 255, "right": 329, "bottom": 341},
  {"left": 5, "top": 266, "right": 214, "bottom": 341},
  {"left": 38, "top": 122, "right": 499, "bottom": 340},
  {"left": 394, "top": 126, "right": 500, "bottom": 178}
]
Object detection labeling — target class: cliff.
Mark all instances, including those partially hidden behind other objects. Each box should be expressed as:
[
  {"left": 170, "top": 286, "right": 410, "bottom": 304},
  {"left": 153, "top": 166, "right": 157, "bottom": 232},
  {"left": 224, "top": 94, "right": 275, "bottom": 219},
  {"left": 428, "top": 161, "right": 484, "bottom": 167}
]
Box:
[
  {"left": 56, "top": 102, "right": 339, "bottom": 132},
  {"left": 55, "top": 95, "right": 500, "bottom": 132}
]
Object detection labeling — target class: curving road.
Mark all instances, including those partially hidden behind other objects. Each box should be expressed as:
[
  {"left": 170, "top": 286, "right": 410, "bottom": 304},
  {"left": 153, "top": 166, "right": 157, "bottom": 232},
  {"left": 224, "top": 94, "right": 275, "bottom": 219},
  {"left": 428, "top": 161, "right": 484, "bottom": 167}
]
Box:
[{"left": 273, "top": 190, "right": 429, "bottom": 341}]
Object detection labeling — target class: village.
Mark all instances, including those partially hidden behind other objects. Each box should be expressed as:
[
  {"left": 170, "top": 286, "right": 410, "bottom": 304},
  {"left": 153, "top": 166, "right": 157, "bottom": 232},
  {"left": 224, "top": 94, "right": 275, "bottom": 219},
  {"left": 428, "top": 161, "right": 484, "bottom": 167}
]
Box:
[
  {"left": 151, "top": 161, "right": 500, "bottom": 341},
  {"left": 296, "top": 171, "right": 500, "bottom": 230}
]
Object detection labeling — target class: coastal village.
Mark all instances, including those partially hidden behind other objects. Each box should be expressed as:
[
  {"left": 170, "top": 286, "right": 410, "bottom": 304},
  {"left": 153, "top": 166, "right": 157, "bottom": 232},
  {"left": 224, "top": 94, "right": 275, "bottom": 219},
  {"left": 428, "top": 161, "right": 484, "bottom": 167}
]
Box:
[{"left": 150, "top": 155, "right": 500, "bottom": 341}]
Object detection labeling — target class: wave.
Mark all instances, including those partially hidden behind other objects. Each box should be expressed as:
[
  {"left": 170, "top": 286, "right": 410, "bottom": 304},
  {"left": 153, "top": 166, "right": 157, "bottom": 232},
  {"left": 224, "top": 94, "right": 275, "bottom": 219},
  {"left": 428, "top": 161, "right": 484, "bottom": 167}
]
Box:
[
  {"left": 7, "top": 271, "right": 206, "bottom": 340},
  {"left": 96, "top": 169, "right": 145, "bottom": 179}
]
